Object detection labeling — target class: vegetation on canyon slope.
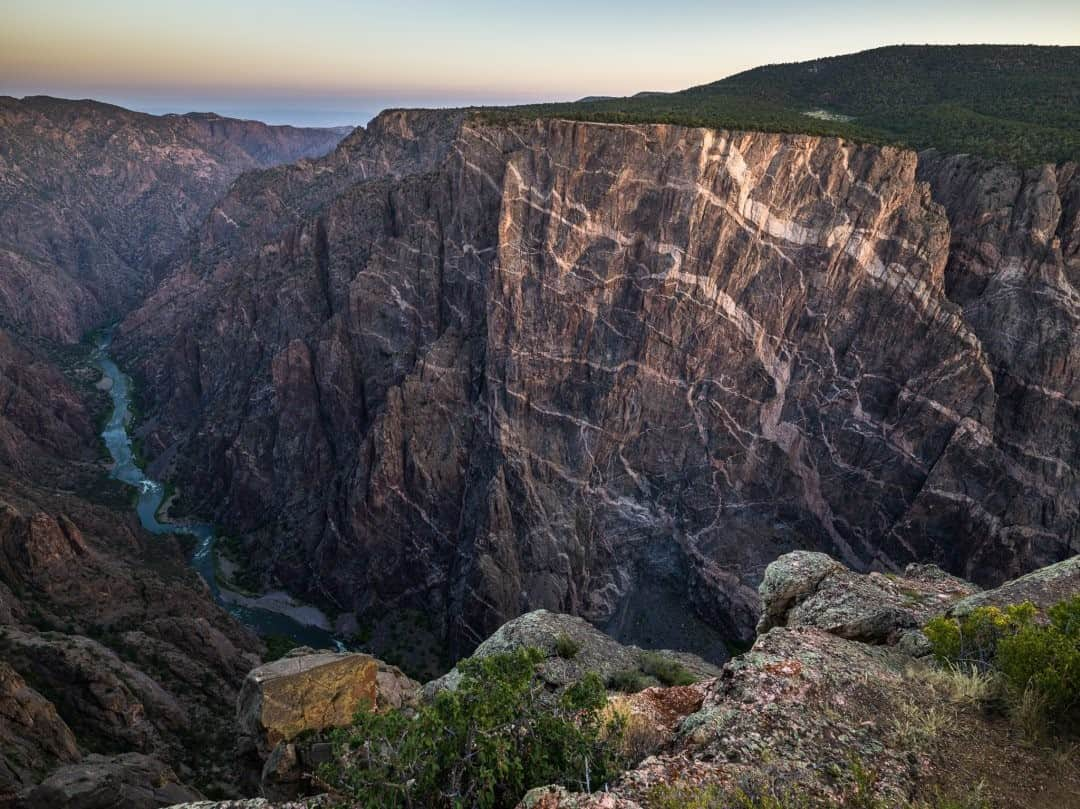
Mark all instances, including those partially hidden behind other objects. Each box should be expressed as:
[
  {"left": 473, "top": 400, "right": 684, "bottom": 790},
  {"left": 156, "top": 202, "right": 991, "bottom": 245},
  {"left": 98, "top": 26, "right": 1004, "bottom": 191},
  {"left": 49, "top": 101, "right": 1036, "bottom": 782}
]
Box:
[
  {"left": 925, "top": 596, "right": 1080, "bottom": 737},
  {"left": 476, "top": 45, "right": 1080, "bottom": 166},
  {"left": 320, "top": 647, "right": 624, "bottom": 808}
]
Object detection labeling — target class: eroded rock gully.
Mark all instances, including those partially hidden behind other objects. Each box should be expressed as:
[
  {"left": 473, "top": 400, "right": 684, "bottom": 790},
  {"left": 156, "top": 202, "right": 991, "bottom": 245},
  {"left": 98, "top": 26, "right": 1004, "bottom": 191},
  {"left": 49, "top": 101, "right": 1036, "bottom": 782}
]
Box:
[{"left": 116, "top": 113, "right": 1079, "bottom": 660}]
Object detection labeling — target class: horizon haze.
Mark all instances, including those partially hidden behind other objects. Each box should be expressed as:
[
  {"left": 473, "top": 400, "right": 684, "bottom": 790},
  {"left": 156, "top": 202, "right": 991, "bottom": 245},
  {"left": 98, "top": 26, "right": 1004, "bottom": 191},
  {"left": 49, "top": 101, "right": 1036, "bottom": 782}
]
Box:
[{"left": 4, "top": 0, "right": 1079, "bottom": 126}]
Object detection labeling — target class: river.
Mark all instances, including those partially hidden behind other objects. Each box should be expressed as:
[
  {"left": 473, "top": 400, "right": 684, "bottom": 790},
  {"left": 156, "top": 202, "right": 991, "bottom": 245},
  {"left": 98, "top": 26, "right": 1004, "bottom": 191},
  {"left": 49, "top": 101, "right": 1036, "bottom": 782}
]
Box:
[{"left": 94, "top": 330, "right": 344, "bottom": 650}]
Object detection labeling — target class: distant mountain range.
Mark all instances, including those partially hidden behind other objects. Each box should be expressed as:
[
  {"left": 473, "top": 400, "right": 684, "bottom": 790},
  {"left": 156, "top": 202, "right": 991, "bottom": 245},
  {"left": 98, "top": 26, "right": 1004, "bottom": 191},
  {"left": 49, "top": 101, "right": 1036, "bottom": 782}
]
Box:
[{"left": 0, "top": 96, "right": 349, "bottom": 342}]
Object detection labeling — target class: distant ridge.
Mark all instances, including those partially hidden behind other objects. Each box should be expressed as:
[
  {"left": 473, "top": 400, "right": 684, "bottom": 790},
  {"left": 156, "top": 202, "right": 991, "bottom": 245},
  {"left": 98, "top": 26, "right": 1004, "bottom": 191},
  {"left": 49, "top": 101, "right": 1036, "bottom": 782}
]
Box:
[{"left": 481, "top": 45, "right": 1080, "bottom": 165}]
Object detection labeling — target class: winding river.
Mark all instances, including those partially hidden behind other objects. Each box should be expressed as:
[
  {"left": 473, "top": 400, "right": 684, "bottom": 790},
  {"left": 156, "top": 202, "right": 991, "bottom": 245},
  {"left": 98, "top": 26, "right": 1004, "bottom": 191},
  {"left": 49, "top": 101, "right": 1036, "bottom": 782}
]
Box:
[{"left": 95, "top": 330, "right": 343, "bottom": 649}]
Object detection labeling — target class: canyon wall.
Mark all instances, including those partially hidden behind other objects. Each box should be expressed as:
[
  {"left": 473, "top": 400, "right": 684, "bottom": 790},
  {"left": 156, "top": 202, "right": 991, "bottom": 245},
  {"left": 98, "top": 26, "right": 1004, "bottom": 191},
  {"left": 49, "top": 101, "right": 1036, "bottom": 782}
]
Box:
[{"left": 117, "top": 113, "right": 1079, "bottom": 657}]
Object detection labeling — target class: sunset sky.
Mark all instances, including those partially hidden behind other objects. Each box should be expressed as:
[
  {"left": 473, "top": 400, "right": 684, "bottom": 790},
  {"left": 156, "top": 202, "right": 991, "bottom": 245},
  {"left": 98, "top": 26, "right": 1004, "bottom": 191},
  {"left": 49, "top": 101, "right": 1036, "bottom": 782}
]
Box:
[{"left": 3, "top": 0, "right": 1078, "bottom": 127}]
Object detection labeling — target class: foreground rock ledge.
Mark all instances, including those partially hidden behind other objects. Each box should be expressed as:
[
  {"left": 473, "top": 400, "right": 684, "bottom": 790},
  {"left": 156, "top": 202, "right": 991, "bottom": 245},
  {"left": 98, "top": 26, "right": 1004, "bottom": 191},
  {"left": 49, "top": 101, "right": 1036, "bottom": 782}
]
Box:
[
  {"left": 155, "top": 552, "right": 1080, "bottom": 809},
  {"left": 237, "top": 650, "right": 418, "bottom": 757}
]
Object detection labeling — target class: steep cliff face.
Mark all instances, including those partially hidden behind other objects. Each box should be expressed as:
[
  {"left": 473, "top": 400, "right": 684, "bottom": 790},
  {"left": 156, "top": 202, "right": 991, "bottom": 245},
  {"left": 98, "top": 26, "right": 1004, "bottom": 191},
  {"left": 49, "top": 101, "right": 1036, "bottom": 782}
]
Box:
[
  {"left": 117, "top": 113, "right": 1079, "bottom": 657},
  {"left": 0, "top": 96, "right": 347, "bottom": 342}
]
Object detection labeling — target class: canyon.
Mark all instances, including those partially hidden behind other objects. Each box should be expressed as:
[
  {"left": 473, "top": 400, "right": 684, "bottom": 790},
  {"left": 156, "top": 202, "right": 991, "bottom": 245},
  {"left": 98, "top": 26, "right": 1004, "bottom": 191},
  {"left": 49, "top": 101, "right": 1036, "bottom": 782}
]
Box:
[
  {"left": 0, "top": 98, "right": 346, "bottom": 803},
  {"left": 116, "top": 110, "right": 1078, "bottom": 665},
  {"left": 0, "top": 47, "right": 1077, "bottom": 806}
]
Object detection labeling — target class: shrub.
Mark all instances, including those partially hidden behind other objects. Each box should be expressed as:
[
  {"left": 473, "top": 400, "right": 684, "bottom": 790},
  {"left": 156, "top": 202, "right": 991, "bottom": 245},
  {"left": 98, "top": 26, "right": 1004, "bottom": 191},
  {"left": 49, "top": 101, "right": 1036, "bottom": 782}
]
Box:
[
  {"left": 554, "top": 632, "right": 581, "bottom": 659},
  {"left": 320, "top": 647, "right": 624, "bottom": 808},
  {"left": 925, "top": 596, "right": 1080, "bottom": 736},
  {"left": 640, "top": 652, "right": 696, "bottom": 687},
  {"left": 924, "top": 603, "right": 1036, "bottom": 669},
  {"left": 607, "top": 668, "right": 653, "bottom": 693},
  {"left": 262, "top": 635, "right": 298, "bottom": 662},
  {"left": 994, "top": 596, "right": 1080, "bottom": 734}
]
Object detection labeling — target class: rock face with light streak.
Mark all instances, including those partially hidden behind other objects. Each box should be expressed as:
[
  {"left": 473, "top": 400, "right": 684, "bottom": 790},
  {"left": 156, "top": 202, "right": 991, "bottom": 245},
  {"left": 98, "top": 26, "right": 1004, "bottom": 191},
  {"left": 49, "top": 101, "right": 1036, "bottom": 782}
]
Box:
[{"left": 116, "top": 112, "right": 1079, "bottom": 659}]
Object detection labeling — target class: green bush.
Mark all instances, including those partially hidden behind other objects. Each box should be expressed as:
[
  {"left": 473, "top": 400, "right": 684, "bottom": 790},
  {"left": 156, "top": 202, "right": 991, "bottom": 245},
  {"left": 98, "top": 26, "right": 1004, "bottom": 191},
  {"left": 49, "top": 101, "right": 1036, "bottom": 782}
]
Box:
[
  {"left": 640, "top": 653, "right": 697, "bottom": 687},
  {"left": 924, "top": 602, "right": 1036, "bottom": 668},
  {"left": 320, "top": 648, "right": 623, "bottom": 808},
  {"left": 554, "top": 633, "right": 581, "bottom": 659},
  {"left": 607, "top": 668, "right": 654, "bottom": 693},
  {"left": 925, "top": 596, "right": 1080, "bottom": 735},
  {"left": 262, "top": 635, "right": 298, "bottom": 662},
  {"left": 995, "top": 596, "right": 1080, "bottom": 733}
]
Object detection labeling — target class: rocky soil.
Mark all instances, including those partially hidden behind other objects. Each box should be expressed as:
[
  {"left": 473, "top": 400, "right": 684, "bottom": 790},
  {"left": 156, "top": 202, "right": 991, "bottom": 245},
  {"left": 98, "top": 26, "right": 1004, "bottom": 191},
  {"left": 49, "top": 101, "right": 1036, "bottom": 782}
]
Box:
[{"left": 115, "top": 111, "right": 1078, "bottom": 662}]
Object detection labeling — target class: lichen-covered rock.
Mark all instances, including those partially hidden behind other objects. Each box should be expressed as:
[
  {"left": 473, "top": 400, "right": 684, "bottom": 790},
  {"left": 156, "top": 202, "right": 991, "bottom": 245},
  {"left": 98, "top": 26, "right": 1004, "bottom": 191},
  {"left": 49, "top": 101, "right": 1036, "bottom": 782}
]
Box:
[
  {"left": 518, "top": 785, "right": 643, "bottom": 808},
  {"left": 425, "top": 610, "right": 720, "bottom": 697},
  {"left": 16, "top": 753, "right": 200, "bottom": 809},
  {"left": 586, "top": 627, "right": 937, "bottom": 805},
  {"left": 542, "top": 555, "right": 1080, "bottom": 808},
  {"left": 896, "top": 629, "right": 933, "bottom": 658},
  {"left": 756, "top": 552, "right": 846, "bottom": 634},
  {"left": 602, "top": 682, "right": 713, "bottom": 762},
  {"left": 948, "top": 554, "right": 1080, "bottom": 617},
  {"left": 237, "top": 652, "right": 418, "bottom": 756},
  {"left": 757, "top": 552, "right": 978, "bottom": 642}
]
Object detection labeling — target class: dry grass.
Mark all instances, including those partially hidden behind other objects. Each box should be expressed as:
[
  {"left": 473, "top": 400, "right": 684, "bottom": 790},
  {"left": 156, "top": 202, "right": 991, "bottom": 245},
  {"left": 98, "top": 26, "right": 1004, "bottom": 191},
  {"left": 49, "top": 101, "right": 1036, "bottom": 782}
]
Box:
[
  {"left": 892, "top": 664, "right": 1004, "bottom": 752},
  {"left": 602, "top": 697, "right": 669, "bottom": 763},
  {"left": 908, "top": 662, "right": 1003, "bottom": 707},
  {"left": 1008, "top": 685, "right": 1050, "bottom": 743},
  {"left": 892, "top": 699, "right": 952, "bottom": 750}
]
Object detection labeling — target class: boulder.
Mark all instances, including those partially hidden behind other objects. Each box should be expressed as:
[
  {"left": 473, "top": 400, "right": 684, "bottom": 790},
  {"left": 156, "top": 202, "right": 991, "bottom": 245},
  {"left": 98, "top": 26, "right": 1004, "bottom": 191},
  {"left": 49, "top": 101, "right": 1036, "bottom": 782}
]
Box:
[
  {"left": 425, "top": 610, "right": 721, "bottom": 697},
  {"left": 16, "top": 753, "right": 200, "bottom": 809},
  {"left": 756, "top": 551, "right": 846, "bottom": 634},
  {"left": 949, "top": 554, "right": 1080, "bottom": 617},
  {"left": 756, "top": 552, "right": 978, "bottom": 642},
  {"left": 237, "top": 652, "right": 418, "bottom": 756},
  {"left": 259, "top": 742, "right": 302, "bottom": 802}
]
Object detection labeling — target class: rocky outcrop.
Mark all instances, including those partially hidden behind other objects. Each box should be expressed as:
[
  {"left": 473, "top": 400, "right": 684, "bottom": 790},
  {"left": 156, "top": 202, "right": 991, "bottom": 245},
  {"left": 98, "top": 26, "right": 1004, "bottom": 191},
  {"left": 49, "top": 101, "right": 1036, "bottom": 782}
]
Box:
[
  {"left": 16, "top": 753, "right": 200, "bottom": 809},
  {"left": 519, "top": 554, "right": 1080, "bottom": 809},
  {"left": 0, "top": 629, "right": 184, "bottom": 756},
  {"left": 117, "top": 111, "right": 1078, "bottom": 660},
  {"left": 756, "top": 550, "right": 978, "bottom": 640},
  {"left": 427, "top": 610, "right": 720, "bottom": 696},
  {"left": 0, "top": 464, "right": 263, "bottom": 794},
  {"left": 0, "top": 96, "right": 347, "bottom": 342},
  {"left": 154, "top": 555, "right": 1080, "bottom": 809},
  {"left": 237, "top": 651, "right": 418, "bottom": 757},
  {"left": 0, "top": 662, "right": 79, "bottom": 801},
  {"left": 948, "top": 554, "right": 1080, "bottom": 616}
]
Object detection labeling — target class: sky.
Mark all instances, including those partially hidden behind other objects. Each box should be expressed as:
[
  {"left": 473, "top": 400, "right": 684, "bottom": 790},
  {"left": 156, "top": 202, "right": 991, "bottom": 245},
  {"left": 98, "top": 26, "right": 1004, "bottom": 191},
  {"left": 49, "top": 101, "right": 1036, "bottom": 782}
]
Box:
[{"left": 3, "top": 1, "right": 1078, "bottom": 127}]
